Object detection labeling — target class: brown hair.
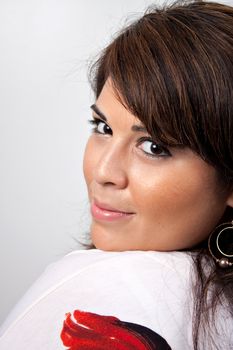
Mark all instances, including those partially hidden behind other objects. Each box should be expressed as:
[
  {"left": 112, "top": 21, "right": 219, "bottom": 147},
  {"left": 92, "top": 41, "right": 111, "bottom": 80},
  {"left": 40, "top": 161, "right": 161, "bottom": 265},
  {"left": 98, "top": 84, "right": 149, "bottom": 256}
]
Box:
[
  {"left": 91, "top": 0, "right": 233, "bottom": 184},
  {"left": 90, "top": 1, "right": 233, "bottom": 349}
]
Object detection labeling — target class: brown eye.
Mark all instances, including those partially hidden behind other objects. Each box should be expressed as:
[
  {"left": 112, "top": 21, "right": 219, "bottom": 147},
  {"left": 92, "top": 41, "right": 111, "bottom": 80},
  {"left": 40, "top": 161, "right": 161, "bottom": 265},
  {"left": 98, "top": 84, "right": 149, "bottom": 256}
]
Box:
[
  {"left": 96, "top": 120, "right": 112, "bottom": 134},
  {"left": 89, "top": 118, "right": 112, "bottom": 135},
  {"left": 138, "top": 139, "right": 171, "bottom": 158}
]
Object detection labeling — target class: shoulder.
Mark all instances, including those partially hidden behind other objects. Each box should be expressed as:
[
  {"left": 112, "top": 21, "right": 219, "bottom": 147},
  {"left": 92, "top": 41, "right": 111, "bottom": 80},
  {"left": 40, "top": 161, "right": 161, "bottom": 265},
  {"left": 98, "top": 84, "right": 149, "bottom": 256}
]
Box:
[
  {"left": 51, "top": 248, "right": 194, "bottom": 274},
  {"left": 0, "top": 250, "right": 194, "bottom": 350},
  {"left": 1, "top": 249, "right": 193, "bottom": 331},
  {"left": 24, "top": 248, "right": 193, "bottom": 292},
  {"left": 39, "top": 249, "right": 194, "bottom": 294}
]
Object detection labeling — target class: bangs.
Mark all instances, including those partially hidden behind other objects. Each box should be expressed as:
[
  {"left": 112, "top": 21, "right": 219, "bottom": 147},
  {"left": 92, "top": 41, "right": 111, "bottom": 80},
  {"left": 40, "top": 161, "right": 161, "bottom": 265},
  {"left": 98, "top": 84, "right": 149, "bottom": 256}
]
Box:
[{"left": 92, "top": 12, "right": 207, "bottom": 150}]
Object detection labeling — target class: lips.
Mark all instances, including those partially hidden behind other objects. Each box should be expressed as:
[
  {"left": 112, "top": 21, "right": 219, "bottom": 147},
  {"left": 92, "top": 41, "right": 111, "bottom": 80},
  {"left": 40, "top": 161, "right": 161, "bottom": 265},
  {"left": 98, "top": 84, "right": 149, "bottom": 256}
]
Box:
[{"left": 91, "top": 199, "right": 135, "bottom": 222}]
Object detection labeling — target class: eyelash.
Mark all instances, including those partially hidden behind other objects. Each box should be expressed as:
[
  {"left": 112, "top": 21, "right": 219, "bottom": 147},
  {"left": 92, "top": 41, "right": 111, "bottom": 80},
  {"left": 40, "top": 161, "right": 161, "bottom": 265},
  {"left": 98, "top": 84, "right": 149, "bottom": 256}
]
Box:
[
  {"left": 88, "top": 118, "right": 171, "bottom": 158},
  {"left": 136, "top": 137, "right": 171, "bottom": 158},
  {"left": 88, "top": 118, "right": 112, "bottom": 135}
]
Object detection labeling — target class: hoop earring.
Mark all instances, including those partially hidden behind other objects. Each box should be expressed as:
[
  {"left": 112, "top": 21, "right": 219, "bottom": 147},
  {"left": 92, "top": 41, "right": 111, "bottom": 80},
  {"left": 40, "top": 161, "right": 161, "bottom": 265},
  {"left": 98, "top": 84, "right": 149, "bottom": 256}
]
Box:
[{"left": 208, "top": 221, "right": 233, "bottom": 268}]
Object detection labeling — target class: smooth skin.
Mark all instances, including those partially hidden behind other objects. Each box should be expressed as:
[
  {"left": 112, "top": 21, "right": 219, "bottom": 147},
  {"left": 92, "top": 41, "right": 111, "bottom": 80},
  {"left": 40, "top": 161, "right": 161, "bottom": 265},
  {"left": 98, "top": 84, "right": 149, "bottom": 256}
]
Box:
[{"left": 83, "top": 79, "right": 233, "bottom": 251}]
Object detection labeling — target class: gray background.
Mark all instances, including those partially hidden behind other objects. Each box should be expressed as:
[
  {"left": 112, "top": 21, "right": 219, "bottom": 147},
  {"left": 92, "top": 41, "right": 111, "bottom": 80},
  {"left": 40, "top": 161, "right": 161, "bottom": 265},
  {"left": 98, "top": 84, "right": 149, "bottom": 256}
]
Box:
[
  {"left": 0, "top": 0, "right": 232, "bottom": 325},
  {"left": 0, "top": 0, "right": 156, "bottom": 326}
]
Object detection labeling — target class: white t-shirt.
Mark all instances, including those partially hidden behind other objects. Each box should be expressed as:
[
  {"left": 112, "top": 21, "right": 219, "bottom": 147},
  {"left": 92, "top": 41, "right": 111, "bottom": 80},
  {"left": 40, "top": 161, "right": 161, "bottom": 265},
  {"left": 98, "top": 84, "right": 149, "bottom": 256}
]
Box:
[{"left": 0, "top": 249, "right": 231, "bottom": 349}]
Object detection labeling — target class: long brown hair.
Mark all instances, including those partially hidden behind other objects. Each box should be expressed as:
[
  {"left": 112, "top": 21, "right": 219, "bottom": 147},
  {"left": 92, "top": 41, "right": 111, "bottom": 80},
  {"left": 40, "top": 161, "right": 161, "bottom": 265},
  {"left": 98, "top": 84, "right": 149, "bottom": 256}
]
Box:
[{"left": 89, "top": 1, "right": 233, "bottom": 348}]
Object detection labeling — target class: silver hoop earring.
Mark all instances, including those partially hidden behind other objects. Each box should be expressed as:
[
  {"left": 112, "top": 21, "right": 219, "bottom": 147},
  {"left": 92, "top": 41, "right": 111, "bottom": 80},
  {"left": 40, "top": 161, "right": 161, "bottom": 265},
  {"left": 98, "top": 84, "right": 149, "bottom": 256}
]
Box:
[{"left": 208, "top": 221, "right": 233, "bottom": 268}]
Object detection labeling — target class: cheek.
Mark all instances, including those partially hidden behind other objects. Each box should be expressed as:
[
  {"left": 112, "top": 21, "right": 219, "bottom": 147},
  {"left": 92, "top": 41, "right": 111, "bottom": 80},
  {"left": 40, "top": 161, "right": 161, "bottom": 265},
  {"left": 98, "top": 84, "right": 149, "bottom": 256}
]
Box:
[
  {"left": 129, "top": 160, "right": 219, "bottom": 222},
  {"left": 130, "top": 172, "right": 184, "bottom": 217}
]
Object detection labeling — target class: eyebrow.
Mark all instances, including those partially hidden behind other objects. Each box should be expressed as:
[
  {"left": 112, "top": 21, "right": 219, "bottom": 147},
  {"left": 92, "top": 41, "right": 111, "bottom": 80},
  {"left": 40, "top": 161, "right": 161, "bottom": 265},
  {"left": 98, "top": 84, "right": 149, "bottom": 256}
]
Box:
[
  {"left": 131, "top": 125, "right": 147, "bottom": 132},
  {"left": 90, "top": 104, "right": 107, "bottom": 121},
  {"left": 90, "top": 104, "right": 147, "bottom": 133}
]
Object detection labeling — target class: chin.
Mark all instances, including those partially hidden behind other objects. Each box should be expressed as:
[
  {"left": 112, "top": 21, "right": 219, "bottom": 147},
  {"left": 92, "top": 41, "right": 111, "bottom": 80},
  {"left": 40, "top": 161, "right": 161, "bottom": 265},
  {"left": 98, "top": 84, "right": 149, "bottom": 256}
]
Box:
[{"left": 92, "top": 238, "right": 121, "bottom": 252}]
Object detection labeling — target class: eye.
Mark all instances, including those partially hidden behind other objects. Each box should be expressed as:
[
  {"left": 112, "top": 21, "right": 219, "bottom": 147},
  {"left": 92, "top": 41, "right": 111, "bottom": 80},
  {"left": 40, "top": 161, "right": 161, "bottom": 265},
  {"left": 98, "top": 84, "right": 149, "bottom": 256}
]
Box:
[
  {"left": 88, "top": 118, "right": 112, "bottom": 135},
  {"left": 137, "top": 138, "right": 171, "bottom": 158}
]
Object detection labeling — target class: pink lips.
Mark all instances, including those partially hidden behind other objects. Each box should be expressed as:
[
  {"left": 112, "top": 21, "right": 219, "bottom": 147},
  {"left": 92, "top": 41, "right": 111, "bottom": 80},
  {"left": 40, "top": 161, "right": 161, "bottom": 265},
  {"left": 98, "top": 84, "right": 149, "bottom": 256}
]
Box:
[{"left": 91, "top": 200, "right": 134, "bottom": 222}]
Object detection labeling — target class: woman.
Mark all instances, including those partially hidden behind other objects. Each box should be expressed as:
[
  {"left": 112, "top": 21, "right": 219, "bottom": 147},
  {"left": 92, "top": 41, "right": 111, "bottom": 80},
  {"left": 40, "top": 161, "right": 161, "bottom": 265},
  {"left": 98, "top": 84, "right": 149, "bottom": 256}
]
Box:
[{"left": 0, "top": 1, "right": 232, "bottom": 349}]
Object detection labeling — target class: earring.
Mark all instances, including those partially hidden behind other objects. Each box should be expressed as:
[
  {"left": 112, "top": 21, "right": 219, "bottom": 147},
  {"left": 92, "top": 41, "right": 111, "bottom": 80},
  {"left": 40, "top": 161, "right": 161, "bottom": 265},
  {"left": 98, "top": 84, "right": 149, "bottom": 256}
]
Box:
[{"left": 208, "top": 221, "right": 233, "bottom": 268}]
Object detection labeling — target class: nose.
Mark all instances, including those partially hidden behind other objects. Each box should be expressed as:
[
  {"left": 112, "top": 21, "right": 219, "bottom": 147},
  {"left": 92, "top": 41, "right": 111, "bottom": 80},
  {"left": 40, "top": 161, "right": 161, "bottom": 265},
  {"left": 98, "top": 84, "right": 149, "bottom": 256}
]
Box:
[{"left": 94, "top": 141, "right": 128, "bottom": 189}]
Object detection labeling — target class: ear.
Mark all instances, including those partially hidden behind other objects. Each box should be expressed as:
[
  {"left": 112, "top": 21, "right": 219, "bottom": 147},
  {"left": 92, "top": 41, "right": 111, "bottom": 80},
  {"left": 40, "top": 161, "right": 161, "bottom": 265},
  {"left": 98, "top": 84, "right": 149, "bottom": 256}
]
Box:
[{"left": 226, "top": 191, "right": 233, "bottom": 208}]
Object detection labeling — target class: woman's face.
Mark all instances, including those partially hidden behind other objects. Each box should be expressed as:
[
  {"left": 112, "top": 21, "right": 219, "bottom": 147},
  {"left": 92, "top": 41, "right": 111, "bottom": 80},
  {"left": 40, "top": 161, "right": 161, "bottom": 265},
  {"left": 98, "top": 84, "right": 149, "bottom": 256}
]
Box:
[{"left": 83, "top": 79, "right": 232, "bottom": 251}]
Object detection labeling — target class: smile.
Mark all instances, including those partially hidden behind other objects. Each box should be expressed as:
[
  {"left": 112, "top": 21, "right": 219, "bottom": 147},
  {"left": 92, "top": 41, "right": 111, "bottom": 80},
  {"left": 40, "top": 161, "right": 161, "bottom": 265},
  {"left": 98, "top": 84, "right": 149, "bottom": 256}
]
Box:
[{"left": 91, "top": 201, "right": 135, "bottom": 222}]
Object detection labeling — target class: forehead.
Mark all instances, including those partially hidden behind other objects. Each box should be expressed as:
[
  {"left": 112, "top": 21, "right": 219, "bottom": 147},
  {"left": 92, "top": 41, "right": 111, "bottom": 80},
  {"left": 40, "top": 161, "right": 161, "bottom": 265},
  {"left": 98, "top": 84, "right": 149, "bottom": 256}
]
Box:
[{"left": 95, "top": 79, "right": 144, "bottom": 128}]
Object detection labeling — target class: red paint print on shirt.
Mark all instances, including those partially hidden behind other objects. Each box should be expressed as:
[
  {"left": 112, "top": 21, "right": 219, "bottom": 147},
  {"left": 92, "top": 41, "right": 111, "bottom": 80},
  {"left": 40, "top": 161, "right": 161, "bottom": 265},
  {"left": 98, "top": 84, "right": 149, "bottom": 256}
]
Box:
[{"left": 60, "top": 310, "right": 171, "bottom": 349}]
